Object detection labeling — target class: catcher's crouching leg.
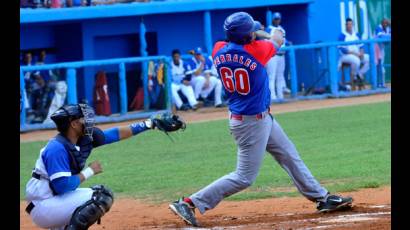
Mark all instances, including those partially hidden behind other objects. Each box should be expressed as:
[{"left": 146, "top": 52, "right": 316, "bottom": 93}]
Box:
[{"left": 65, "top": 185, "right": 114, "bottom": 230}]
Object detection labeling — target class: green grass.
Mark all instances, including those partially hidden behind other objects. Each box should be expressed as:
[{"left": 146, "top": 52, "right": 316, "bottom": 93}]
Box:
[{"left": 20, "top": 102, "right": 391, "bottom": 202}]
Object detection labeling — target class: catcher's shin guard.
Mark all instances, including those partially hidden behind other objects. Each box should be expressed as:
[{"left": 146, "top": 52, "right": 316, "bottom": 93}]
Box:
[{"left": 65, "top": 185, "right": 114, "bottom": 230}]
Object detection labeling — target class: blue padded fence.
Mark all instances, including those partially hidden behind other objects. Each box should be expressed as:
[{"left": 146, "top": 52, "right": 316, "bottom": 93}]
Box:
[
  {"left": 20, "top": 55, "right": 172, "bottom": 132},
  {"left": 20, "top": 38, "right": 391, "bottom": 132}
]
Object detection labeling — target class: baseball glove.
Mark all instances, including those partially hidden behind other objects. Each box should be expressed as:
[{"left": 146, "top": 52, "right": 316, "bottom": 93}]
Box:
[{"left": 149, "top": 112, "right": 186, "bottom": 133}]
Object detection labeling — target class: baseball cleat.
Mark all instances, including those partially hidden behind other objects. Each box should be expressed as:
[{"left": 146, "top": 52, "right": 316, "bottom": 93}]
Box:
[
  {"left": 178, "top": 104, "right": 190, "bottom": 111},
  {"left": 283, "top": 87, "right": 291, "bottom": 94},
  {"left": 169, "top": 198, "right": 198, "bottom": 227},
  {"left": 192, "top": 102, "right": 202, "bottom": 111},
  {"left": 316, "top": 194, "right": 353, "bottom": 213}
]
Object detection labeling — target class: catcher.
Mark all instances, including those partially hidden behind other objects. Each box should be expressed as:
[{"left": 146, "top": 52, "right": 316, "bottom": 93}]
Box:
[{"left": 24, "top": 103, "right": 185, "bottom": 230}]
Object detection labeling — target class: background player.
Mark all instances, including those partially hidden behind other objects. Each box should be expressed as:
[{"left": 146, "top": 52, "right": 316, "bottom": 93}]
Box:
[
  {"left": 170, "top": 49, "right": 199, "bottom": 111},
  {"left": 266, "top": 12, "right": 291, "bottom": 100},
  {"left": 338, "top": 18, "right": 370, "bottom": 90},
  {"left": 169, "top": 12, "right": 353, "bottom": 227},
  {"left": 185, "top": 47, "right": 224, "bottom": 107},
  {"left": 25, "top": 103, "right": 184, "bottom": 230}
]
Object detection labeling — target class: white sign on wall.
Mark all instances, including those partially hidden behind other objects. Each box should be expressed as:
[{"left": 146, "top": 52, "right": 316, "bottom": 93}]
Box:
[{"left": 340, "top": 0, "right": 370, "bottom": 39}]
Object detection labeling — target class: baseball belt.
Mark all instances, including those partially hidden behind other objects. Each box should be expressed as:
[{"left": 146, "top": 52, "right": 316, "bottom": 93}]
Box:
[
  {"left": 32, "top": 172, "right": 41, "bottom": 180},
  {"left": 25, "top": 202, "right": 35, "bottom": 215},
  {"left": 230, "top": 109, "right": 270, "bottom": 121}
]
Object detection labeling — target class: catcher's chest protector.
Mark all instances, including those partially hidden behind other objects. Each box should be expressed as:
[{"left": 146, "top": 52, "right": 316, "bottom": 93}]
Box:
[{"left": 55, "top": 134, "right": 94, "bottom": 174}]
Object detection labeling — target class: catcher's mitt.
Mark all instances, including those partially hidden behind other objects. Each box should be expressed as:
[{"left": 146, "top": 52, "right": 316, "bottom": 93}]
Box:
[{"left": 149, "top": 112, "right": 186, "bottom": 133}]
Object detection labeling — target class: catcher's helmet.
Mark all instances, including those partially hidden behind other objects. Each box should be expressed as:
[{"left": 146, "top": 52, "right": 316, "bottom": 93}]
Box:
[
  {"left": 51, "top": 103, "right": 95, "bottom": 140},
  {"left": 224, "top": 12, "right": 260, "bottom": 44}
]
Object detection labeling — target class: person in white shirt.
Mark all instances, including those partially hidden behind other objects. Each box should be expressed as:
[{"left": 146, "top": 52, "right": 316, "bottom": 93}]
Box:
[
  {"left": 43, "top": 81, "right": 68, "bottom": 124},
  {"left": 170, "top": 49, "right": 199, "bottom": 111},
  {"left": 266, "top": 12, "right": 291, "bottom": 100},
  {"left": 185, "top": 47, "right": 223, "bottom": 108},
  {"left": 338, "top": 18, "right": 370, "bottom": 90}
]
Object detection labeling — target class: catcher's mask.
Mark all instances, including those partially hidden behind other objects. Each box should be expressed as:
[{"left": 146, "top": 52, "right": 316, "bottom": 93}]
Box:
[{"left": 51, "top": 103, "right": 96, "bottom": 140}]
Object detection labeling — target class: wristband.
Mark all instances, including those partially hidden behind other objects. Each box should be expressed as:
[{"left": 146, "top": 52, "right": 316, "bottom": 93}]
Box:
[
  {"left": 130, "top": 121, "right": 150, "bottom": 135},
  {"left": 144, "top": 119, "right": 153, "bottom": 129},
  {"left": 81, "top": 167, "right": 95, "bottom": 180}
]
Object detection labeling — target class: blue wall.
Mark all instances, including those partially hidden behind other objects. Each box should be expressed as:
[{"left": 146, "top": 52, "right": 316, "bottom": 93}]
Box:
[
  {"left": 308, "top": 0, "right": 343, "bottom": 43},
  {"left": 20, "top": 24, "right": 56, "bottom": 50},
  {"left": 144, "top": 12, "right": 205, "bottom": 56}
]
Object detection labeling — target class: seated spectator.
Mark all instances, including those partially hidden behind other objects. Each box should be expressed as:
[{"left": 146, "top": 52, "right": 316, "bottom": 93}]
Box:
[
  {"left": 170, "top": 49, "right": 199, "bottom": 111},
  {"left": 20, "top": 0, "right": 37, "bottom": 8},
  {"left": 22, "top": 52, "right": 33, "bottom": 67},
  {"left": 46, "top": 0, "right": 68, "bottom": 8},
  {"left": 72, "top": 0, "right": 84, "bottom": 6},
  {"left": 91, "top": 0, "right": 117, "bottom": 5},
  {"left": 49, "top": 0, "right": 84, "bottom": 7},
  {"left": 185, "top": 47, "right": 223, "bottom": 108},
  {"left": 22, "top": 52, "right": 35, "bottom": 110},
  {"left": 116, "top": 0, "right": 150, "bottom": 3},
  {"left": 29, "top": 74, "right": 55, "bottom": 123},
  {"left": 35, "top": 50, "right": 52, "bottom": 84},
  {"left": 338, "top": 18, "right": 369, "bottom": 91},
  {"left": 35, "top": 50, "right": 46, "bottom": 65},
  {"left": 374, "top": 18, "right": 391, "bottom": 88}
]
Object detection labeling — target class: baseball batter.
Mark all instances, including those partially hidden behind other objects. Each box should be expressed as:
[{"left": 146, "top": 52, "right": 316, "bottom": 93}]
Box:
[
  {"left": 24, "top": 103, "right": 185, "bottom": 230},
  {"left": 169, "top": 12, "right": 353, "bottom": 227}
]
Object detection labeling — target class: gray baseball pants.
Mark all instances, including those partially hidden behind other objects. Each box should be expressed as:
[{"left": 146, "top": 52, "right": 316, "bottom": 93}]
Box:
[{"left": 190, "top": 111, "right": 328, "bottom": 214}]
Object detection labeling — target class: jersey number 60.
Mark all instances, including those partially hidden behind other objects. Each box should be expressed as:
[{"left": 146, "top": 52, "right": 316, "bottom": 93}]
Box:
[{"left": 219, "top": 67, "right": 250, "bottom": 95}]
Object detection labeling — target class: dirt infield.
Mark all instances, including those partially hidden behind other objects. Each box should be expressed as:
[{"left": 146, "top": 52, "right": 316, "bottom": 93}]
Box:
[
  {"left": 20, "top": 93, "right": 391, "bottom": 142},
  {"left": 20, "top": 186, "right": 391, "bottom": 229}
]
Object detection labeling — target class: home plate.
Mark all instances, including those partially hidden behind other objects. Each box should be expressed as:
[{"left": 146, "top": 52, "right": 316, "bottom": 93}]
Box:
[{"left": 320, "top": 212, "right": 390, "bottom": 224}]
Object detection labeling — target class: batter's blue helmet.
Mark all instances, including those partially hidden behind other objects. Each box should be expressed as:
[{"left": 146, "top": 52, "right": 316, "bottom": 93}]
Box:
[
  {"left": 254, "top": 21, "right": 262, "bottom": 30},
  {"left": 224, "top": 12, "right": 259, "bottom": 44}
]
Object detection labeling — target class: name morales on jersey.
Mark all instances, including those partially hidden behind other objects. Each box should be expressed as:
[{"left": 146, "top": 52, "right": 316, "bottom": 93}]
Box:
[{"left": 213, "top": 54, "right": 258, "bottom": 71}]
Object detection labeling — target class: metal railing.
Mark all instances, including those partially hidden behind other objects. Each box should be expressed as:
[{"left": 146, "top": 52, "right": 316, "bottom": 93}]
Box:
[
  {"left": 20, "top": 55, "right": 172, "bottom": 131},
  {"left": 280, "top": 37, "right": 391, "bottom": 97},
  {"left": 20, "top": 38, "right": 391, "bottom": 132}
]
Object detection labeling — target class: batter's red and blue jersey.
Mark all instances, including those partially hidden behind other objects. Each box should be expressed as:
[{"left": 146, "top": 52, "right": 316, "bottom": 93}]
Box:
[{"left": 212, "top": 40, "right": 276, "bottom": 115}]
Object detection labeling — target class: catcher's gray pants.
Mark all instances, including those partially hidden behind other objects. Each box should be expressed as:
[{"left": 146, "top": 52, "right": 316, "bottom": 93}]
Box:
[{"left": 190, "top": 112, "right": 328, "bottom": 214}]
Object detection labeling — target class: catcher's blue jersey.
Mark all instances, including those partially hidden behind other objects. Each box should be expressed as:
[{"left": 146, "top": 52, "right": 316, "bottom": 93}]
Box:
[{"left": 212, "top": 40, "right": 276, "bottom": 115}]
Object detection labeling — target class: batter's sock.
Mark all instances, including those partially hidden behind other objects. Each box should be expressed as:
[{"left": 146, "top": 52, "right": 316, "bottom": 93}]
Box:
[
  {"left": 184, "top": 197, "right": 195, "bottom": 207},
  {"left": 316, "top": 193, "right": 330, "bottom": 203}
]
